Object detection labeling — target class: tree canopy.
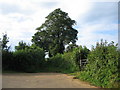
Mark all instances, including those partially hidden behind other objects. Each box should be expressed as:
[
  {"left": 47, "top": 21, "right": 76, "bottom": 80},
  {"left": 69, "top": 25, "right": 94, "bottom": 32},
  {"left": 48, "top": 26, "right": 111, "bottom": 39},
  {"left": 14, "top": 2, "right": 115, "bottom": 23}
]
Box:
[
  {"left": 15, "top": 41, "right": 29, "bottom": 51},
  {"left": 32, "top": 8, "right": 78, "bottom": 56},
  {"left": 1, "top": 33, "right": 10, "bottom": 51}
]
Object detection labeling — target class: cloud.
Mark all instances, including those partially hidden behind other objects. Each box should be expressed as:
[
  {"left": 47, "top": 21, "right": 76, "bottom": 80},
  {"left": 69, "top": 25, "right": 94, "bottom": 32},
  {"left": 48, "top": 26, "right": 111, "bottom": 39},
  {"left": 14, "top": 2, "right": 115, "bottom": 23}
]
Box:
[
  {"left": 76, "top": 2, "right": 118, "bottom": 49},
  {"left": 0, "top": 1, "right": 35, "bottom": 15},
  {"left": 0, "top": 1, "right": 118, "bottom": 50},
  {"left": 78, "top": 2, "right": 117, "bottom": 24},
  {"left": 36, "top": 1, "right": 59, "bottom": 8}
]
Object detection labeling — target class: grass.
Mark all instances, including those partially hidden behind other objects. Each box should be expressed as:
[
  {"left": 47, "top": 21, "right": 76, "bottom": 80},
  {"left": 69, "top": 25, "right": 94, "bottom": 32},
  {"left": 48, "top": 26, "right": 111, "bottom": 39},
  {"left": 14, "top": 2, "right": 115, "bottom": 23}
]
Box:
[{"left": 69, "top": 71, "right": 120, "bottom": 88}]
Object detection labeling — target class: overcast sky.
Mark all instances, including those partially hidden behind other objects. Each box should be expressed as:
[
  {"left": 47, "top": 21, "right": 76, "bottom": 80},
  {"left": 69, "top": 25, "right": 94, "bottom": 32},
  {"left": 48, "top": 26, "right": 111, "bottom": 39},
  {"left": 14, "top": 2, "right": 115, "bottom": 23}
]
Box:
[{"left": 0, "top": 0, "right": 119, "bottom": 50}]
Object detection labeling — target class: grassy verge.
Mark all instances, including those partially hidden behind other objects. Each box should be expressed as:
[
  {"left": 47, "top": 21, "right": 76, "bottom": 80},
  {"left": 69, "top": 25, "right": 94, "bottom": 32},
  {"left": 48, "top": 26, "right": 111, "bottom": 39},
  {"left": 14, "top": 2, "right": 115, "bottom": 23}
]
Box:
[{"left": 69, "top": 71, "right": 120, "bottom": 88}]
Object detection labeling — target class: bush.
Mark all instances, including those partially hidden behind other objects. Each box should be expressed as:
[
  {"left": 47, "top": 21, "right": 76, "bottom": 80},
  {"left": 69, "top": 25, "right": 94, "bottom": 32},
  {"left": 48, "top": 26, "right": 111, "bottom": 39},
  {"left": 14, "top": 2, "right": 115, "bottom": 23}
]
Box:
[
  {"left": 71, "top": 46, "right": 90, "bottom": 70},
  {"left": 12, "top": 45, "right": 45, "bottom": 72},
  {"left": 46, "top": 45, "right": 89, "bottom": 73},
  {"left": 2, "top": 50, "right": 14, "bottom": 70},
  {"left": 47, "top": 50, "right": 78, "bottom": 73},
  {"left": 63, "top": 52, "right": 79, "bottom": 72},
  {"left": 47, "top": 53, "right": 63, "bottom": 68},
  {"left": 77, "top": 40, "right": 119, "bottom": 88}
]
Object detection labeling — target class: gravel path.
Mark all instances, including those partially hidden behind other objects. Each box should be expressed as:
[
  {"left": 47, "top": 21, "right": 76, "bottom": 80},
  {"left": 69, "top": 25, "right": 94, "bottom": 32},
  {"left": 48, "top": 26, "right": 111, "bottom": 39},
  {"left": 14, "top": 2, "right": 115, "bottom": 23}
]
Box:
[{"left": 2, "top": 73, "right": 99, "bottom": 88}]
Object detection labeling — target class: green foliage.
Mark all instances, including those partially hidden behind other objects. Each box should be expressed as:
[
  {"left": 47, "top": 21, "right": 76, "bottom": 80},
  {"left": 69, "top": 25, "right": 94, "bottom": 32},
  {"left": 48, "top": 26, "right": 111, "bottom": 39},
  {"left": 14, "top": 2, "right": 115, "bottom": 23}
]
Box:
[
  {"left": 2, "top": 33, "right": 13, "bottom": 70},
  {"left": 2, "top": 50, "right": 14, "bottom": 70},
  {"left": 1, "top": 33, "right": 10, "bottom": 51},
  {"left": 77, "top": 40, "right": 119, "bottom": 88},
  {"left": 66, "top": 44, "right": 78, "bottom": 52},
  {"left": 46, "top": 46, "right": 90, "bottom": 73},
  {"left": 3, "top": 44, "right": 45, "bottom": 73},
  {"left": 13, "top": 45, "right": 45, "bottom": 72},
  {"left": 71, "top": 46, "right": 90, "bottom": 70},
  {"left": 47, "top": 54, "right": 64, "bottom": 72},
  {"left": 15, "top": 41, "right": 29, "bottom": 51},
  {"left": 32, "top": 8, "right": 78, "bottom": 57},
  {"left": 63, "top": 52, "right": 79, "bottom": 72},
  {"left": 46, "top": 52, "right": 79, "bottom": 73}
]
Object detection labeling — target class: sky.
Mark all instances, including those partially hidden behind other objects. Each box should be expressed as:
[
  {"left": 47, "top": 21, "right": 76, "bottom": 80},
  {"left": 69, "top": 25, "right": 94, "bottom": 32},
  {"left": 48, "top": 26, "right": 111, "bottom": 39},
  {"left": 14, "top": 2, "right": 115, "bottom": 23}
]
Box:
[{"left": 0, "top": 0, "right": 119, "bottom": 50}]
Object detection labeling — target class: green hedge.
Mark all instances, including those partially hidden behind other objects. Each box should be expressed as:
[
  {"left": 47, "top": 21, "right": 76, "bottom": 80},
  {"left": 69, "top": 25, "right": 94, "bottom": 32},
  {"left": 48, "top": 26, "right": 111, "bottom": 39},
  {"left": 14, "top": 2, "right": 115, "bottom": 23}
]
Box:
[
  {"left": 47, "top": 52, "right": 79, "bottom": 73},
  {"left": 77, "top": 40, "right": 120, "bottom": 88},
  {"left": 47, "top": 46, "right": 89, "bottom": 73},
  {"left": 2, "top": 45, "right": 45, "bottom": 73},
  {"left": 71, "top": 46, "right": 90, "bottom": 70},
  {"left": 2, "top": 50, "right": 14, "bottom": 70},
  {"left": 13, "top": 45, "right": 45, "bottom": 72}
]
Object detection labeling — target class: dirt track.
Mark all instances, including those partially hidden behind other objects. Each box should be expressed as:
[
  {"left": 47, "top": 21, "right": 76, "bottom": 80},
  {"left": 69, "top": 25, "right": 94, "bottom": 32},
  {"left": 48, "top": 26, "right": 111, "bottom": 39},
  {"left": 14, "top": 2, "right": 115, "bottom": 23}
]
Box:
[{"left": 2, "top": 73, "right": 99, "bottom": 88}]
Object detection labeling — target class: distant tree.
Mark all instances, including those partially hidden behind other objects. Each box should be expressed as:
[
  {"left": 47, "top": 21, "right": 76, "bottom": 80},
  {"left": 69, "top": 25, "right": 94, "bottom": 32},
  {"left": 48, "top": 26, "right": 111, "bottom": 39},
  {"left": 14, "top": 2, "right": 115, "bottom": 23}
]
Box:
[
  {"left": 15, "top": 41, "right": 28, "bottom": 51},
  {"left": 32, "top": 8, "right": 78, "bottom": 56},
  {"left": 1, "top": 33, "right": 10, "bottom": 51},
  {"left": 1, "top": 33, "right": 13, "bottom": 70}
]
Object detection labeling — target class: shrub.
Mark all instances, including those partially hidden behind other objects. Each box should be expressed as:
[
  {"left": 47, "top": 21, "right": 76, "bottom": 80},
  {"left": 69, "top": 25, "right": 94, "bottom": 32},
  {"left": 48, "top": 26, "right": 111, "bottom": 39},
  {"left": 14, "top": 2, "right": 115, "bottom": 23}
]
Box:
[
  {"left": 47, "top": 53, "right": 78, "bottom": 73},
  {"left": 47, "top": 53, "right": 63, "bottom": 68},
  {"left": 15, "top": 41, "right": 29, "bottom": 51},
  {"left": 13, "top": 45, "right": 45, "bottom": 72},
  {"left": 46, "top": 45, "right": 89, "bottom": 73},
  {"left": 63, "top": 52, "right": 79, "bottom": 72},
  {"left": 71, "top": 46, "right": 90, "bottom": 70},
  {"left": 78, "top": 40, "right": 119, "bottom": 88},
  {"left": 2, "top": 50, "right": 14, "bottom": 70}
]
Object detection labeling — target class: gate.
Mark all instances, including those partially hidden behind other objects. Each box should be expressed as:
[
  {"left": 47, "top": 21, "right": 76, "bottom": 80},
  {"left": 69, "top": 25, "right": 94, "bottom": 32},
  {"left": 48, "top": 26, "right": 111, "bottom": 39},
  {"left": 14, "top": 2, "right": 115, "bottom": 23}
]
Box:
[{"left": 79, "top": 59, "right": 88, "bottom": 70}]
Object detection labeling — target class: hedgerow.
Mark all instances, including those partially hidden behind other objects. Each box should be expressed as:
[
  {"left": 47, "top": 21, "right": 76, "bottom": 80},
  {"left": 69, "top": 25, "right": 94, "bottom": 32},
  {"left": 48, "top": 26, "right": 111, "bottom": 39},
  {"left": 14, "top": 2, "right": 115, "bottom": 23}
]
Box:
[
  {"left": 2, "top": 45, "right": 45, "bottom": 73},
  {"left": 47, "top": 52, "right": 79, "bottom": 73},
  {"left": 2, "top": 50, "right": 14, "bottom": 70},
  {"left": 13, "top": 45, "right": 45, "bottom": 72},
  {"left": 77, "top": 40, "right": 120, "bottom": 88},
  {"left": 47, "top": 46, "right": 89, "bottom": 73}
]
